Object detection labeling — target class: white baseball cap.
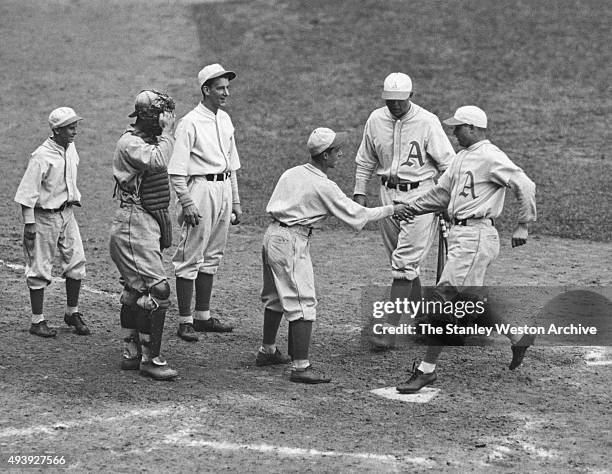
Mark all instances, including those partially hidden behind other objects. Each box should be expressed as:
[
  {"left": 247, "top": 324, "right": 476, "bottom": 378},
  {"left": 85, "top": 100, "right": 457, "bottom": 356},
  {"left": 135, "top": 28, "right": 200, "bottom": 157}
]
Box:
[
  {"left": 381, "top": 73, "right": 412, "bottom": 100},
  {"left": 307, "top": 127, "right": 346, "bottom": 156},
  {"left": 443, "top": 105, "right": 488, "bottom": 128},
  {"left": 48, "top": 107, "right": 82, "bottom": 130},
  {"left": 197, "top": 63, "right": 236, "bottom": 88}
]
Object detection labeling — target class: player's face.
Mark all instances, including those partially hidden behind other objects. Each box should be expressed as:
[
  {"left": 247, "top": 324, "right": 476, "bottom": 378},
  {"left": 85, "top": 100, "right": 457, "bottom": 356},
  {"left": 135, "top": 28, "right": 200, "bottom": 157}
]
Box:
[
  {"left": 453, "top": 124, "right": 472, "bottom": 148},
  {"left": 386, "top": 99, "right": 410, "bottom": 118},
  {"left": 53, "top": 122, "right": 78, "bottom": 148},
  {"left": 325, "top": 146, "right": 343, "bottom": 168},
  {"left": 204, "top": 77, "right": 231, "bottom": 109}
]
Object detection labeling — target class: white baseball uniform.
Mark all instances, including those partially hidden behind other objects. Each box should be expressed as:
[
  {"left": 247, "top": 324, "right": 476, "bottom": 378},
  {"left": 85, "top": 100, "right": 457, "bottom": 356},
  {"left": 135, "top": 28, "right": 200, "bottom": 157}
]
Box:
[
  {"left": 168, "top": 103, "right": 240, "bottom": 279},
  {"left": 263, "top": 163, "right": 394, "bottom": 321},
  {"left": 14, "top": 138, "right": 86, "bottom": 289},
  {"left": 407, "top": 139, "right": 537, "bottom": 288},
  {"left": 109, "top": 127, "right": 175, "bottom": 294},
  {"left": 354, "top": 103, "right": 455, "bottom": 280}
]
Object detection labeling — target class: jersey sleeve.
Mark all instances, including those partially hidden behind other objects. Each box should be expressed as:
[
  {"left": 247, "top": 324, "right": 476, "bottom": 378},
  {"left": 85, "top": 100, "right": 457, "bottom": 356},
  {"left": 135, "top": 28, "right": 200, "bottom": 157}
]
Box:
[
  {"left": 426, "top": 119, "right": 455, "bottom": 172},
  {"left": 322, "top": 180, "right": 393, "bottom": 231},
  {"left": 353, "top": 118, "right": 379, "bottom": 196},
  {"left": 407, "top": 167, "right": 453, "bottom": 214},
  {"left": 123, "top": 133, "right": 175, "bottom": 172},
  {"left": 167, "top": 118, "right": 195, "bottom": 176},
  {"left": 487, "top": 152, "right": 537, "bottom": 223},
  {"left": 14, "top": 154, "right": 48, "bottom": 208}
]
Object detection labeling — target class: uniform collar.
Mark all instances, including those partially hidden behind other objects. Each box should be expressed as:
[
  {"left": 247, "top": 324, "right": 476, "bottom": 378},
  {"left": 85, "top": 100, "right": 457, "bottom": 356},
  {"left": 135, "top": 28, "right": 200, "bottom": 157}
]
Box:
[
  {"left": 304, "top": 162, "right": 327, "bottom": 178},
  {"left": 383, "top": 102, "right": 419, "bottom": 122},
  {"left": 44, "top": 137, "right": 67, "bottom": 155},
  {"left": 466, "top": 139, "right": 491, "bottom": 151},
  {"left": 196, "top": 102, "right": 219, "bottom": 119}
]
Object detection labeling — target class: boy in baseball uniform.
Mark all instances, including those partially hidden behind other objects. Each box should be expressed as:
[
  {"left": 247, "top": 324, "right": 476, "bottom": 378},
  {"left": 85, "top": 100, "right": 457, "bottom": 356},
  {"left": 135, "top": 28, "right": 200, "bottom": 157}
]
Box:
[
  {"left": 395, "top": 105, "right": 537, "bottom": 393},
  {"left": 109, "top": 90, "right": 178, "bottom": 381},
  {"left": 353, "top": 72, "right": 455, "bottom": 351},
  {"left": 257, "top": 127, "right": 413, "bottom": 384},
  {"left": 14, "top": 107, "right": 90, "bottom": 338},
  {"left": 168, "top": 63, "right": 242, "bottom": 342}
]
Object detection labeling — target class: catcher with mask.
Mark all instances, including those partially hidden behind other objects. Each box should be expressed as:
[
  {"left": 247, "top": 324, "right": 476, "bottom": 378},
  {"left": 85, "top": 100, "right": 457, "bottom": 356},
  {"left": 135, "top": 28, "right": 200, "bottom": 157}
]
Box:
[{"left": 109, "top": 89, "right": 178, "bottom": 380}]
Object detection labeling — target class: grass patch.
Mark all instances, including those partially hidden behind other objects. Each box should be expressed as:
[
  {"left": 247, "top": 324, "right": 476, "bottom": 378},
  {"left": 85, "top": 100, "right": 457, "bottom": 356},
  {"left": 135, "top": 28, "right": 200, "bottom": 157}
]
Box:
[{"left": 193, "top": 0, "right": 611, "bottom": 240}]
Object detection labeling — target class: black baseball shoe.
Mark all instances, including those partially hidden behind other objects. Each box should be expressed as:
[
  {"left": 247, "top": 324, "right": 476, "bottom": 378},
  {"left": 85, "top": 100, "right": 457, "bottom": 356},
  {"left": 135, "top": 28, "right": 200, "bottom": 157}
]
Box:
[
  {"left": 396, "top": 363, "right": 437, "bottom": 393},
  {"left": 177, "top": 323, "right": 199, "bottom": 342},
  {"left": 509, "top": 334, "right": 536, "bottom": 370},
  {"left": 290, "top": 365, "right": 331, "bottom": 384},
  {"left": 256, "top": 348, "right": 291, "bottom": 366},
  {"left": 29, "top": 320, "right": 57, "bottom": 338},
  {"left": 193, "top": 318, "right": 233, "bottom": 333},
  {"left": 140, "top": 358, "right": 178, "bottom": 381},
  {"left": 64, "top": 312, "right": 91, "bottom": 335}
]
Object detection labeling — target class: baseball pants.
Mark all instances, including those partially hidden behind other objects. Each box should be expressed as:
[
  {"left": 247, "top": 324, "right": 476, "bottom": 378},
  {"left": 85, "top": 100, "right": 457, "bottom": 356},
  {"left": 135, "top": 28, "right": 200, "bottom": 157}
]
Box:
[
  {"left": 379, "top": 181, "right": 438, "bottom": 280},
  {"left": 109, "top": 204, "right": 166, "bottom": 293},
  {"left": 261, "top": 222, "right": 317, "bottom": 322},
  {"left": 24, "top": 207, "right": 86, "bottom": 289},
  {"left": 173, "top": 177, "right": 232, "bottom": 280}
]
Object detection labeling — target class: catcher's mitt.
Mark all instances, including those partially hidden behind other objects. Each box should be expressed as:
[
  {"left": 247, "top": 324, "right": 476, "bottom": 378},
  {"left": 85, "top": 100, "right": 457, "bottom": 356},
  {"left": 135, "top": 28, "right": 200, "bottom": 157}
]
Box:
[{"left": 140, "top": 170, "right": 172, "bottom": 250}]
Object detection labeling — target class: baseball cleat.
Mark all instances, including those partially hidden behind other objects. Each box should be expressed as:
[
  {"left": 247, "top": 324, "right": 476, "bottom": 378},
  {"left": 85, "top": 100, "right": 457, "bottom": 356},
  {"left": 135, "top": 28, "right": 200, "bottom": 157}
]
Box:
[
  {"left": 289, "top": 366, "right": 331, "bottom": 384},
  {"left": 177, "top": 323, "right": 199, "bottom": 342},
  {"left": 256, "top": 348, "right": 291, "bottom": 366},
  {"left": 509, "top": 334, "right": 536, "bottom": 370},
  {"left": 29, "top": 320, "right": 57, "bottom": 338},
  {"left": 193, "top": 317, "right": 233, "bottom": 333},
  {"left": 396, "top": 365, "right": 437, "bottom": 393},
  {"left": 64, "top": 312, "right": 91, "bottom": 335},
  {"left": 139, "top": 360, "right": 178, "bottom": 381}
]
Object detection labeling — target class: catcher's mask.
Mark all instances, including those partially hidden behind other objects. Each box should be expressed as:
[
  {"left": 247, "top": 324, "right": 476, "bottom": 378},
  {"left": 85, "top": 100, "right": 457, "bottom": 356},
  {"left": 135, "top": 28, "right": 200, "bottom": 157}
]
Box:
[{"left": 129, "top": 89, "right": 175, "bottom": 120}]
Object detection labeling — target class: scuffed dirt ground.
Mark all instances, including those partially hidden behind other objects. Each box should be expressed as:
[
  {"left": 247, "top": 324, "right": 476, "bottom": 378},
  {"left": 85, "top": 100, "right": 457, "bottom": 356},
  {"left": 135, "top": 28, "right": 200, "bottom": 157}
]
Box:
[{"left": 1, "top": 227, "right": 611, "bottom": 473}]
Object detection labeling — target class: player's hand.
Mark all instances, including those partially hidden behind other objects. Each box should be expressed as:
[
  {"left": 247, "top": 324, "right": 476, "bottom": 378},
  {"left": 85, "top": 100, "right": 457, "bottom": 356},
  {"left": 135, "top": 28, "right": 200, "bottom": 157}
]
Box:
[
  {"left": 24, "top": 223, "right": 36, "bottom": 240},
  {"left": 392, "top": 203, "right": 414, "bottom": 222},
  {"left": 511, "top": 223, "right": 529, "bottom": 248},
  {"left": 159, "top": 111, "right": 176, "bottom": 133},
  {"left": 353, "top": 194, "right": 368, "bottom": 207},
  {"left": 231, "top": 203, "right": 242, "bottom": 225},
  {"left": 183, "top": 204, "right": 202, "bottom": 227}
]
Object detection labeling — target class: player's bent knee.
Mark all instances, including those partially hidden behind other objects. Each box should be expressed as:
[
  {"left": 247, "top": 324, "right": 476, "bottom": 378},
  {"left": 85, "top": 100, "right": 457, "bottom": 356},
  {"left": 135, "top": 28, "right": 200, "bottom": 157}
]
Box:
[{"left": 149, "top": 280, "right": 171, "bottom": 310}]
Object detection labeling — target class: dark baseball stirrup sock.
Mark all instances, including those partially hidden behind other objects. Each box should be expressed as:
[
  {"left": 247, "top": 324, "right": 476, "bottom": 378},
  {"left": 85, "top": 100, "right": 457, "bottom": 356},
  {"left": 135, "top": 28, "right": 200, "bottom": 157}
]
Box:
[
  {"left": 387, "top": 278, "right": 414, "bottom": 326},
  {"left": 262, "top": 309, "right": 283, "bottom": 345},
  {"left": 149, "top": 310, "right": 166, "bottom": 360},
  {"left": 176, "top": 277, "right": 194, "bottom": 316},
  {"left": 65, "top": 277, "right": 81, "bottom": 308},
  {"left": 194, "top": 273, "right": 214, "bottom": 311},
  {"left": 29, "top": 288, "right": 44, "bottom": 315},
  {"left": 289, "top": 319, "right": 313, "bottom": 361}
]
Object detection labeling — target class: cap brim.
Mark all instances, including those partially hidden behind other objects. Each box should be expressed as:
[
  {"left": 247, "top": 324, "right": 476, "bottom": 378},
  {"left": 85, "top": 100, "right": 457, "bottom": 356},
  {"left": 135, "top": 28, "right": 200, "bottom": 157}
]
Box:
[
  {"left": 53, "top": 116, "right": 83, "bottom": 128},
  {"left": 382, "top": 91, "right": 411, "bottom": 100},
  {"left": 201, "top": 70, "right": 237, "bottom": 87},
  {"left": 128, "top": 111, "right": 138, "bottom": 118},
  {"left": 442, "top": 116, "right": 465, "bottom": 126},
  {"left": 329, "top": 132, "right": 347, "bottom": 149}
]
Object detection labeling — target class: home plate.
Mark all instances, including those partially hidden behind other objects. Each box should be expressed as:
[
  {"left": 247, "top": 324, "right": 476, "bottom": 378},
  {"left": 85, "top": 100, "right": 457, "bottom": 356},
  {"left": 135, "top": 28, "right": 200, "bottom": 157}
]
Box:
[{"left": 370, "top": 386, "right": 440, "bottom": 403}]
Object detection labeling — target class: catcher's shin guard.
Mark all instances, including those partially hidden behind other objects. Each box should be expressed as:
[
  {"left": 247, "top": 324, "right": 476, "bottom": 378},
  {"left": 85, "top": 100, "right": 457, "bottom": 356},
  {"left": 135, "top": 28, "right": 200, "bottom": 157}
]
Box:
[
  {"left": 148, "top": 309, "right": 166, "bottom": 360},
  {"left": 120, "top": 304, "right": 139, "bottom": 329}
]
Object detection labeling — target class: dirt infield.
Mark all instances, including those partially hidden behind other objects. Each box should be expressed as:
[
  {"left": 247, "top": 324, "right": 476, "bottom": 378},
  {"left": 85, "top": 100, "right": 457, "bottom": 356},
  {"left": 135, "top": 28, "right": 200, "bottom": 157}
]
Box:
[
  {"left": 1, "top": 228, "right": 611, "bottom": 472},
  {"left": 1, "top": 0, "right": 611, "bottom": 472}
]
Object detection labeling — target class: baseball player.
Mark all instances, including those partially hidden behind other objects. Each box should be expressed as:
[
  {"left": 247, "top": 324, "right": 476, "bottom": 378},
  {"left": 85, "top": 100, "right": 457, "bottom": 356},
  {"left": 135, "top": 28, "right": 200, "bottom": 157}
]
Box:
[
  {"left": 257, "top": 127, "right": 413, "bottom": 384},
  {"left": 14, "top": 107, "right": 90, "bottom": 338},
  {"left": 168, "top": 63, "right": 242, "bottom": 342},
  {"left": 395, "top": 105, "right": 537, "bottom": 393},
  {"left": 109, "top": 90, "right": 178, "bottom": 381},
  {"left": 353, "top": 72, "right": 455, "bottom": 351}
]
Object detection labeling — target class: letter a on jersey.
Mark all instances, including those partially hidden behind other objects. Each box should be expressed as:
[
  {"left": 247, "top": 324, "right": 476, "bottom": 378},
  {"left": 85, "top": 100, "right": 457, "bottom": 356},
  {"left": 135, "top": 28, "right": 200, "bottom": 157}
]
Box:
[
  {"left": 400, "top": 141, "right": 425, "bottom": 167},
  {"left": 459, "top": 171, "right": 478, "bottom": 199}
]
